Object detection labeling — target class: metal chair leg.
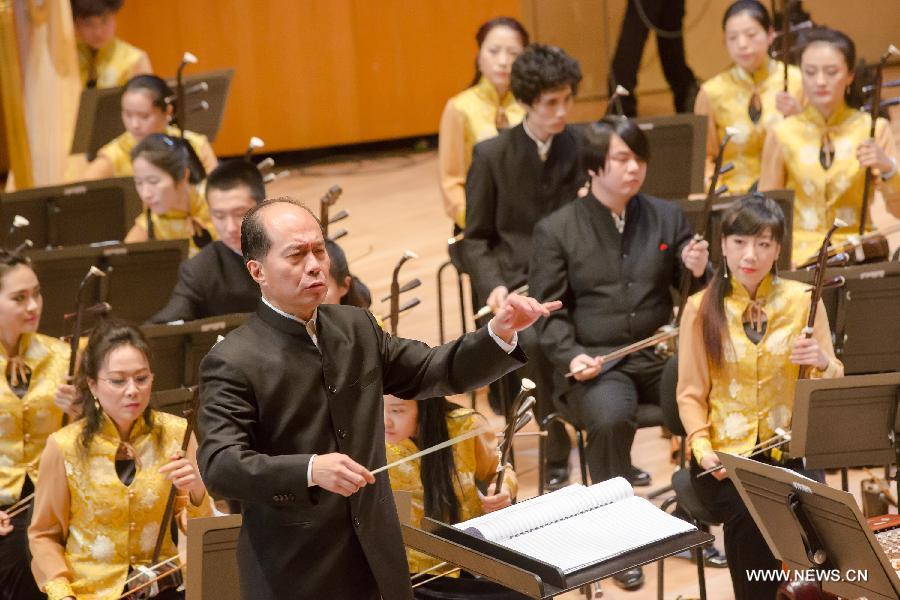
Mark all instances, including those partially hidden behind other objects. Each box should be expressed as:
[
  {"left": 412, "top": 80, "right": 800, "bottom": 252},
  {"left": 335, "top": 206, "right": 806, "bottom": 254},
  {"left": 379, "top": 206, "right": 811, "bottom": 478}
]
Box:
[
  {"left": 436, "top": 260, "right": 452, "bottom": 344},
  {"left": 576, "top": 430, "right": 588, "bottom": 485}
]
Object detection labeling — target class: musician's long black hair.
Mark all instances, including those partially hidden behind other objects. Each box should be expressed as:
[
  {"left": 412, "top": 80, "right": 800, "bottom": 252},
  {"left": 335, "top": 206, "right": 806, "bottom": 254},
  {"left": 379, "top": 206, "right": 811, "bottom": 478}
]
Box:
[
  {"left": 417, "top": 397, "right": 462, "bottom": 524},
  {"left": 697, "top": 194, "right": 785, "bottom": 367}
]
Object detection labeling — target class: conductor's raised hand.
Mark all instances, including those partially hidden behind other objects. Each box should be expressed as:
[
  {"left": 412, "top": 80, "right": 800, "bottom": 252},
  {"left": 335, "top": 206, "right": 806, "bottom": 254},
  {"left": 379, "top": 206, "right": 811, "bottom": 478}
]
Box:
[
  {"left": 312, "top": 453, "right": 375, "bottom": 497},
  {"left": 489, "top": 294, "right": 562, "bottom": 343}
]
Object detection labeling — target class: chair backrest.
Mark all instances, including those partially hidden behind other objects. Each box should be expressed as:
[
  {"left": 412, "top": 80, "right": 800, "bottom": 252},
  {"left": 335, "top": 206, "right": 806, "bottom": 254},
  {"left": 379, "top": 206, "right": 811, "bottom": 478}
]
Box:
[{"left": 658, "top": 355, "right": 686, "bottom": 437}]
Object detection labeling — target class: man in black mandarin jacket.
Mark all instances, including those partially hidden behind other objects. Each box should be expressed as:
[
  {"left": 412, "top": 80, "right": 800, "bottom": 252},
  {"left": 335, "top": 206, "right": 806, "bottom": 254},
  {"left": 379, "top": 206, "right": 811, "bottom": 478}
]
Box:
[
  {"left": 150, "top": 159, "right": 263, "bottom": 323},
  {"left": 197, "top": 198, "right": 559, "bottom": 600},
  {"left": 462, "top": 44, "right": 584, "bottom": 487}
]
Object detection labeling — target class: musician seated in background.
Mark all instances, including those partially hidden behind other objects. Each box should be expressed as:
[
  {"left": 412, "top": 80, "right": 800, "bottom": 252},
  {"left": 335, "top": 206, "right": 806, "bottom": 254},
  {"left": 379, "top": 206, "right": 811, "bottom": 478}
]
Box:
[
  {"left": 83, "top": 74, "right": 218, "bottom": 181},
  {"left": 529, "top": 116, "right": 709, "bottom": 591},
  {"left": 0, "top": 252, "right": 76, "bottom": 600},
  {"left": 29, "top": 319, "right": 212, "bottom": 600},
  {"left": 677, "top": 194, "right": 842, "bottom": 600},
  {"left": 322, "top": 240, "right": 372, "bottom": 309},
  {"left": 72, "top": 0, "right": 152, "bottom": 89},
  {"left": 384, "top": 395, "right": 525, "bottom": 599},
  {"left": 462, "top": 43, "right": 585, "bottom": 491},
  {"left": 693, "top": 0, "right": 803, "bottom": 195},
  {"left": 759, "top": 26, "right": 900, "bottom": 266},
  {"left": 125, "top": 133, "right": 215, "bottom": 258}
]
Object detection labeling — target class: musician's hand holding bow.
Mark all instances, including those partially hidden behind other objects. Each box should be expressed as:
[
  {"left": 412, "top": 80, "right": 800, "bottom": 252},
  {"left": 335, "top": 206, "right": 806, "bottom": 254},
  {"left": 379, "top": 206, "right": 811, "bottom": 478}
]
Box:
[
  {"left": 54, "top": 377, "right": 83, "bottom": 420},
  {"left": 159, "top": 451, "right": 206, "bottom": 505},
  {"left": 481, "top": 483, "right": 512, "bottom": 513},
  {"left": 486, "top": 286, "right": 509, "bottom": 313},
  {"left": 490, "top": 294, "right": 562, "bottom": 344},
  {"left": 681, "top": 239, "right": 710, "bottom": 278},
  {"left": 0, "top": 511, "right": 12, "bottom": 536},
  {"left": 790, "top": 335, "right": 829, "bottom": 371},
  {"left": 312, "top": 453, "right": 375, "bottom": 497},
  {"left": 775, "top": 91, "right": 802, "bottom": 117},
  {"left": 856, "top": 138, "right": 894, "bottom": 174},
  {"left": 569, "top": 354, "right": 603, "bottom": 382},
  {"left": 699, "top": 452, "right": 728, "bottom": 481}
]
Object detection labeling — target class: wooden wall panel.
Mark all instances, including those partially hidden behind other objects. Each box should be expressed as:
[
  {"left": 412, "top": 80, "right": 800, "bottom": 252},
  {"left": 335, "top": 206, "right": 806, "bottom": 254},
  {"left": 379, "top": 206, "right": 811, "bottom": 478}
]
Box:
[{"left": 114, "top": 0, "right": 521, "bottom": 155}]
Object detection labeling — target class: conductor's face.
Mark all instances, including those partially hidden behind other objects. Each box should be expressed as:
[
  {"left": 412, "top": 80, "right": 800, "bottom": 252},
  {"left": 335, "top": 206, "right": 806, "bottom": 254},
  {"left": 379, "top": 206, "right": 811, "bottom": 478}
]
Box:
[{"left": 247, "top": 203, "right": 330, "bottom": 321}]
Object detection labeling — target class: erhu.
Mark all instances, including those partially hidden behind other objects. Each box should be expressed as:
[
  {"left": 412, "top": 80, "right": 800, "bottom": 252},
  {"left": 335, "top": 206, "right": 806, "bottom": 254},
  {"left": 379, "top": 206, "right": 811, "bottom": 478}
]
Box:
[
  {"left": 493, "top": 379, "right": 536, "bottom": 494},
  {"left": 380, "top": 250, "right": 421, "bottom": 335},
  {"left": 63, "top": 266, "right": 108, "bottom": 426},
  {"left": 318, "top": 185, "right": 345, "bottom": 240}
]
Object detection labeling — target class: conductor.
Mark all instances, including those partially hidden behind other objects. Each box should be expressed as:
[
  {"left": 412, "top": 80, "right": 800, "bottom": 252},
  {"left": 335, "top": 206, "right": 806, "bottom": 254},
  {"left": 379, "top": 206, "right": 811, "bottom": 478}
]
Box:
[{"left": 197, "top": 197, "right": 558, "bottom": 600}]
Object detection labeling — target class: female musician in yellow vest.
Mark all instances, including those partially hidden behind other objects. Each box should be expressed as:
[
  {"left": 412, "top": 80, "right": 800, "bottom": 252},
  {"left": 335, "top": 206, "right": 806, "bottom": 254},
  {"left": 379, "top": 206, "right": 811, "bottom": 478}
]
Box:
[
  {"left": 0, "top": 251, "right": 77, "bottom": 600},
  {"left": 125, "top": 133, "right": 216, "bottom": 258},
  {"left": 72, "top": 0, "right": 152, "bottom": 89},
  {"left": 83, "top": 75, "right": 218, "bottom": 181},
  {"left": 384, "top": 395, "right": 522, "bottom": 599},
  {"left": 677, "top": 194, "right": 842, "bottom": 600},
  {"left": 759, "top": 27, "right": 900, "bottom": 266},
  {"left": 29, "top": 320, "right": 212, "bottom": 600},
  {"left": 694, "top": 1, "right": 803, "bottom": 195},
  {"left": 438, "top": 17, "right": 529, "bottom": 231}
]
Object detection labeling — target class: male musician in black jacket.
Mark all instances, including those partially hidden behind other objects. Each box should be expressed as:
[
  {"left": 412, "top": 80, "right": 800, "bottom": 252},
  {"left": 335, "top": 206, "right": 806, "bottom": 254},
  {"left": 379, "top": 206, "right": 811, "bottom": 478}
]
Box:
[
  {"left": 462, "top": 44, "right": 584, "bottom": 489},
  {"left": 529, "top": 117, "right": 709, "bottom": 590},
  {"left": 149, "top": 159, "right": 262, "bottom": 323},
  {"left": 197, "top": 197, "right": 558, "bottom": 600}
]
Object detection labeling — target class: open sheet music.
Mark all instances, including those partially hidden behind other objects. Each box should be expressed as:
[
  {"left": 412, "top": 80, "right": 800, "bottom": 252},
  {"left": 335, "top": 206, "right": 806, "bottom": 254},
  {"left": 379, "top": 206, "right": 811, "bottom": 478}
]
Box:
[{"left": 454, "top": 477, "right": 696, "bottom": 574}]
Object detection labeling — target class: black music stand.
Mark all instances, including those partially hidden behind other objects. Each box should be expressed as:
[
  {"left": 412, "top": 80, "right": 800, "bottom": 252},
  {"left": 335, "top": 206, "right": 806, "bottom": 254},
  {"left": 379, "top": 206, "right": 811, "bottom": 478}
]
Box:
[
  {"left": 719, "top": 452, "right": 900, "bottom": 600},
  {"left": 634, "top": 114, "right": 707, "bottom": 199},
  {"left": 783, "top": 262, "right": 900, "bottom": 374},
  {"left": 401, "top": 517, "right": 712, "bottom": 598},
  {"left": 71, "top": 69, "right": 234, "bottom": 156},
  {"left": 186, "top": 514, "right": 242, "bottom": 600},
  {"left": 141, "top": 313, "right": 249, "bottom": 391},
  {"left": 150, "top": 386, "right": 195, "bottom": 417},
  {"left": 0, "top": 177, "right": 142, "bottom": 249},
  {"left": 27, "top": 240, "right": 188, "bottom": 337},
  {"left": 791, "top": 373, "right": 900, "bottom": 495},
  {"left": 671, "top": 190, "right": 795, "bottom": 272}
]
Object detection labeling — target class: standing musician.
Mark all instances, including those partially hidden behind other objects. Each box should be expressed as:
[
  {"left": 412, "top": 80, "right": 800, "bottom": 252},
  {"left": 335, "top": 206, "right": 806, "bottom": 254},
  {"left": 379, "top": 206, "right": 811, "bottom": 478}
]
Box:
[
  {"left": 462, "top": 43, "right": 583, "bottom": 490},
  {"left": 197, "top": 197, "right": 558, "bottom": 600},
  {"left": 677, "top": 194, "right": 842, "bottom": 600},
  {"left": 71, "top": 0, "right": 152, "bottom": 90},
  {"left": 438, "top": 16, "right": 529, "bottom": 233},
  {"left": 384, "top": 395, "right": 523, "bottom": 599},
  {"left": 759, "top": 27, "right": 900, "bottom": 266},
  {"left": 694, "top": 0, "right": 803, "bottom": 195},
  {"left": 529, "top": 116, "right": 709, "bottom": 591},
  {"left": 125, "top": 133, "right": 216, "bottom": 258},
  {"left": 83, "top": 75, "right": 218, "bottom": 181},
  {"left": 28, "top": 320, "right": 212, "bottom": 600},
  {"left": 0, "top": 251, "right": 78, "bottom": 600}
]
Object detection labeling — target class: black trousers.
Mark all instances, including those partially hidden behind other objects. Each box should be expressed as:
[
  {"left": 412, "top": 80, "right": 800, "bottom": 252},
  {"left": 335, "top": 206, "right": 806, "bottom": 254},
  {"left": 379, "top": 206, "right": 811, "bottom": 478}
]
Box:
[
  {"left": 690, "top": 457, "right": 825, "bottom": 600},
  {"left": 0, "top": 479, "right": 44, "bottom": 600},
  {"left": 610, "top": 0, "right": 697, "bottom": 116},
  {"left": 565, "top": 349, "right": 664, "bottom": 483}
]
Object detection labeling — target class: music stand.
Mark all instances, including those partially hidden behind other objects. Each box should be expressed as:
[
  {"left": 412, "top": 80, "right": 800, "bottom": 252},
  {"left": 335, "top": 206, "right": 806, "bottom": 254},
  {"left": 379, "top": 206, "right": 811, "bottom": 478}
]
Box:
[
  {"left": 791, "top": 372, "right": 900, "bottom": 495},
  {"left": 671, "top": 189, "right": 795, "bottom": 271},
  {"left": 634, "top": 114, "right": 707, "bottom": 199},
  {"left": 0, "top": 177, "right": 142, "bottom": 249},
  {"left": 141, "top": 313, "right": 249, "bottom": 391},
  {"left": 783, "top": 262, "right": 900, "bottom": 374},
  {"left": 186, "top": 514, "right": 242, "bottom": 600},
  {"left": 719, "top": 452, "right": 900, "bottom": 600},
  {"left": 402, "top": 517, "right": 712, "bottom": 598},
  {"left": 150, "top": 387, "right": 195, "bottom": 417},
  {"left": 71, "top": 69, "right": 234, "bottom": 156},
  {"left": 27, "top": 240, "right": 188, "bottom": 337}
]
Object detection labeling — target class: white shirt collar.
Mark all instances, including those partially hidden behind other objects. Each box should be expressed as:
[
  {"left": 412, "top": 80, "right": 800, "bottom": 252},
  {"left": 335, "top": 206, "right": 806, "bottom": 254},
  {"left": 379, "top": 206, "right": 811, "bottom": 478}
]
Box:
[
  {"left": 261, "top": 296, "right": 318, "bottom": 344},
  {"left": 522, "top": 118, "right": 554, "bottom": 162}
]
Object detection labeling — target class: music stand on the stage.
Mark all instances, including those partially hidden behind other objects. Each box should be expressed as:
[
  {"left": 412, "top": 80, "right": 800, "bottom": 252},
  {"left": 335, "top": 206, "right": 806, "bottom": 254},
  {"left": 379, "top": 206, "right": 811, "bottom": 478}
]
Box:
[
  {"left": 141, "top": 313, "right": 249, "bottom": 391},
  {"left": 0, "top": 177, "right": 142, "bottom": 249},
  {"left": 186, "top": 514, "right": 242, "bottom": 600},
  {"left": 636, "top": 114, "right": 707, "bottom": 199},
  {"left": 71, "top": 69, "right": 234, "bottom": 156},
  {"left": 150, "top": 386, "right": 195, "bottom": 417},
  {"left": 791, "top": 372, "right": 900, "bottom": 496},
  {"left": 719, "top": 452, "right": 900, "bottom": 600}
]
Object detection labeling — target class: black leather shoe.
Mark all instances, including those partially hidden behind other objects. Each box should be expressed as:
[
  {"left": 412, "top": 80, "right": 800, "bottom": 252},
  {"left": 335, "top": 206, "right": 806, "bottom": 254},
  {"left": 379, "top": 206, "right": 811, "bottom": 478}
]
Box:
[
  {"left": 627, "top": 466, "right": 651, "bottom": 487},
  {"left": 612, "top": 566, "right": 644, "bottom": 590},
  {"left": 544, "top": 465, "right": 569, "bottom": 491}
]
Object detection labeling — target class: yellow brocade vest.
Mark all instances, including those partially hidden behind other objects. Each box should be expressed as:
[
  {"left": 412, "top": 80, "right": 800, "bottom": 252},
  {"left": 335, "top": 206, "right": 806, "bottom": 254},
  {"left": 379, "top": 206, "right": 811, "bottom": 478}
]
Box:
[
  {"left": 77, "top": 38, "right": 151, "bottom": 89},
  {"left": 132, "top": 185, "right": 215, "bottom": 258},
  {"left": 48, "top": 411, "right": 209, "bottom": 600},
  {"left": 0, "top": 333, "right": 69, "bottom": 506},
  {"left": 690, "top": 276, "right": 815, "bottom": 460},
  {"left": 770, "top": 104, "right": 893, "bottom": 265},
  {"left": 387, "top": 408, "right": 493, "bottom": 575},
  {"left": 96, "top": 125, "right": 212, "bottom": 180},
  {"left": 449, "top": 77, "right": 525, "bottom": 166},
  {"left": 700, "top": 60, "right": 802, "bottom": 194}
]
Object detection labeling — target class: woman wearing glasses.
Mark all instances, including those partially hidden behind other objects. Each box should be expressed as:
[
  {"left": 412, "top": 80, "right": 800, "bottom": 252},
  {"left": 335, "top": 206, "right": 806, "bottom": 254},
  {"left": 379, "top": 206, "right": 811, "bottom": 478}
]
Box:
[
  {"left": 759, "top": 26, "right": 900, "bottom": 266},
  {"left": 29, "top": 320, "right": 211, "bottom": 600},
  {"left": 694, "top": 1, "right": 803, "bottom": 195}
]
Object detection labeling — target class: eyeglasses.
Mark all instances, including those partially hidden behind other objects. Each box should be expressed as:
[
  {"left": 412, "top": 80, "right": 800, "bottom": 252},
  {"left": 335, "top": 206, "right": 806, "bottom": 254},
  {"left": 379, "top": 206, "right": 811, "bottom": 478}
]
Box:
[{"left": 99, "top": 374, "right": 154, "bottom": 390}]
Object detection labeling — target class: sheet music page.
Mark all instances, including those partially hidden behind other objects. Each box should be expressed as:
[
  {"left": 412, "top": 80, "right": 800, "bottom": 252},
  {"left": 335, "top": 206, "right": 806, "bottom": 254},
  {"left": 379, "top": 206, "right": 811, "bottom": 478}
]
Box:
[{"left": 455, "top": 477, "right": 633, "bottom": 541}]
